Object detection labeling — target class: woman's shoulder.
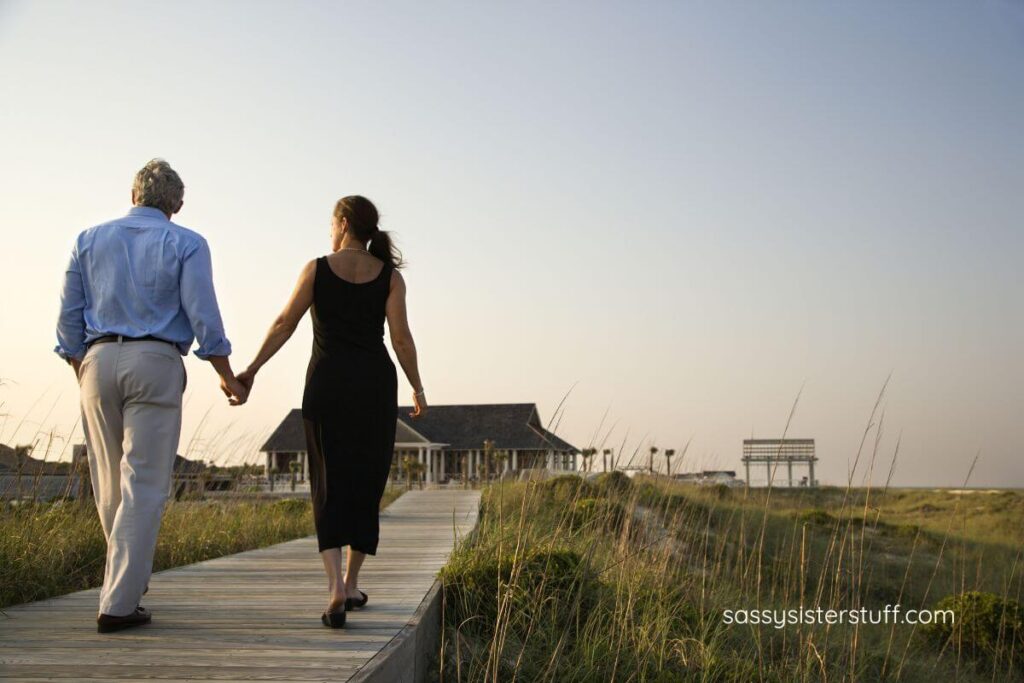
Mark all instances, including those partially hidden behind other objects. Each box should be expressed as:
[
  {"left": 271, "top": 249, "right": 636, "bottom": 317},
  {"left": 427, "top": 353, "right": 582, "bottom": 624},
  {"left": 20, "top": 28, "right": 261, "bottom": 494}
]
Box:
[
  {"left": 302, "top": 257, "right": 322, "bottom": 283},
  {"left": 387, "top": 266, "right": 404, "bottom": 291}
]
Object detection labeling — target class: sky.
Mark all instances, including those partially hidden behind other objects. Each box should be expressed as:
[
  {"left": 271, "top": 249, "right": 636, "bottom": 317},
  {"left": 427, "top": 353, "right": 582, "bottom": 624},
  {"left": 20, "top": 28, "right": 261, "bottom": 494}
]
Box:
[{"left": 1, "top": 0, "right": 1021, "bottom": 487}]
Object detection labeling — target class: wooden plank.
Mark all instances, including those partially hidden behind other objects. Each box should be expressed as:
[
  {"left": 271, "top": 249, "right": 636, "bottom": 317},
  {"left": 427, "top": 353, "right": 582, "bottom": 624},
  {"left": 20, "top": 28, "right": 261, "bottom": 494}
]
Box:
[{"left": 0, "top": 489, "right": 479, "bottom": 681}]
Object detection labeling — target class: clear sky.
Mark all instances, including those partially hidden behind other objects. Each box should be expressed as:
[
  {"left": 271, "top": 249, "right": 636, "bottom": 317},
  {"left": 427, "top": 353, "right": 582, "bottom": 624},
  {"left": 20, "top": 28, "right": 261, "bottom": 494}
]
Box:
[{"left": 1, "top": 1, "right": 1021, "bottom": 487}]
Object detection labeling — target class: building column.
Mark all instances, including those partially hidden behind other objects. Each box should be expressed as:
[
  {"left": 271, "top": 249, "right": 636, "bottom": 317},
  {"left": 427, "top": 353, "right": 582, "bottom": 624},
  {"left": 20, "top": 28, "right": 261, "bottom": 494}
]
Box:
[
  {"left": 440, "top": 451, "right": 446, "bottom": 483},
  {"left": 265, "top": 453, "right": 272, "bottom": 477},
  {"left": 809, "top": 460, "right": 815, "bottom": 488},
  {"left": 787, "top": 460, "right": 793, "bottom": 487},
  {"left": 547, "top": 449, "right": 554, "bottom": 470},
  {"left": 302, "top": 450, "right": 308, "bottom": 482},
  {"left": 744, "top": 460, "right": 750, "bottom": 487},
  {"left": 469, "top": 450, "right": 476, "bottom": 480},
  {"left": 511, "top": 449, "right": 518, "bottom": 471}
]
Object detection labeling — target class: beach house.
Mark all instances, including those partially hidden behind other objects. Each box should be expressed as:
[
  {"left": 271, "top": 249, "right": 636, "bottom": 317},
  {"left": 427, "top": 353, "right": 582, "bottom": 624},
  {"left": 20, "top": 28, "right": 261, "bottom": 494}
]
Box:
[{"left": 260, "top": 402, "right": 579, "bottom": 485}]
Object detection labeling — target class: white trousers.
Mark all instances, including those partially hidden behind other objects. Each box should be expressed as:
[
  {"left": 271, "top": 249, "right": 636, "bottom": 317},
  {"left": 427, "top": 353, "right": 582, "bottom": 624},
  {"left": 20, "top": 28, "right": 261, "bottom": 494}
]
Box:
[{"left": 78, "top": 338, "right": 185, "bottom": 616}]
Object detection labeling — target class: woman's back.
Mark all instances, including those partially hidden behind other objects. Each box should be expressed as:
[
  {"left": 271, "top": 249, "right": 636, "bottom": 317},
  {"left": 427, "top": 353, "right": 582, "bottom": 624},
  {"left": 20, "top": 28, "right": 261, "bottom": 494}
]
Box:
[{"left": 310, "top": 252, "right": 393, "bottom": 354}]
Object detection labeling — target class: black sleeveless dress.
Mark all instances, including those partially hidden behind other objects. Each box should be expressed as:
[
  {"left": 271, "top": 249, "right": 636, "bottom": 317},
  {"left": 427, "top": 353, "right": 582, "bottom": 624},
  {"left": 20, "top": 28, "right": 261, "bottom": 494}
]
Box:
[{"left": 301, "top": 255, "right": 398, "bottom": 555}]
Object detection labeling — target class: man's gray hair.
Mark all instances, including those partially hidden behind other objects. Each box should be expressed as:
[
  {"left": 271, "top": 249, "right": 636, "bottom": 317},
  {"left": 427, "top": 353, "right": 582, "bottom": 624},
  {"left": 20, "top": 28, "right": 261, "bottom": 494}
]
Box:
[{"left": 132, "top": 159, "right": 184, "bottom": 215}]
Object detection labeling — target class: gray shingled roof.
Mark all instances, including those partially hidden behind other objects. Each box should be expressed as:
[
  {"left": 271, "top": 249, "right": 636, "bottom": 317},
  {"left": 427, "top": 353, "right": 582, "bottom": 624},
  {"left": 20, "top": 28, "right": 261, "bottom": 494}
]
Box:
[
  {"left": 395, "top": 403, "right": 577, "bottom": 452},
  {"left": 260, "top": 404, "right": 578, "bottom": 453},
  {"left": 260, "top": 409, "right": 305, "bottom": 453},
  {"left": 395, "top": 420, "right": 430, "bottom": 444}
]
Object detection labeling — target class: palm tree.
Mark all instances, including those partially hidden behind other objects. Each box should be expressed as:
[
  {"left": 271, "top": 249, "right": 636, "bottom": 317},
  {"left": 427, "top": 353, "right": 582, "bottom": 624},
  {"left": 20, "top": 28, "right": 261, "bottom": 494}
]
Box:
[
  {"left": 494, "top": 449, "right": 509, "bottom": 479},
  {"left": 649, "top": 446, "right": 658, "bottom": 476},
  {"left": 580, "top": 448, "right": 595, "bottom": 473},
  {"left": 602, "top": 448, "right": 612, "bottom": 473},
  {"left": 665, "top": 448, "right": 676, "bottom": 478},
  {"left": 409, "top": 459, "right": 426, "bottom": 489},
  {"left": 482, "top": 439, "right": 495, "bottom": 482},
  {"left": 401, "top": 454, "right": 418, "bottom": 489}
]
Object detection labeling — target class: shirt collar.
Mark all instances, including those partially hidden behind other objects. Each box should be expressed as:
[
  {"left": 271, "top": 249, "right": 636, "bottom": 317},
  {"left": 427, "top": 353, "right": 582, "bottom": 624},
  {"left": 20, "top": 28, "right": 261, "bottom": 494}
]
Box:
[{"left": 128, "top": 206, "right": 170, "bottom": 220}]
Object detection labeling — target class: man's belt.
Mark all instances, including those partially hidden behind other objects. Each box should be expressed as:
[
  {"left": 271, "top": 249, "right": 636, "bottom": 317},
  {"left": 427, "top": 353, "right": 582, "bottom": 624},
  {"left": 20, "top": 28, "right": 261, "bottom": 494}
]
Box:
[{"left": 88, "top": 334, "right": 175, "bottom": 348}]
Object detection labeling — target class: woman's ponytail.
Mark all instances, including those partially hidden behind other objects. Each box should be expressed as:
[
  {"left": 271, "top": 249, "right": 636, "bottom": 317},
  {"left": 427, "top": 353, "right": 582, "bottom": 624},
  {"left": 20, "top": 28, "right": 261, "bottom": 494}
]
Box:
[
  {"left": 334, "top": 195, "right": 404, "bottom": 269},
  {"left": 368, "top": 228, "right": 404, "bottom": 269}
]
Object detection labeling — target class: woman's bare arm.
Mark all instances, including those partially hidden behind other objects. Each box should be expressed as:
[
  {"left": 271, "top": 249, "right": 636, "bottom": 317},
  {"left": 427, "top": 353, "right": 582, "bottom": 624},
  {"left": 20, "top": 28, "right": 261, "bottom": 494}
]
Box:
[
  {"left": 239, "top": 259, "right": 316, "bottom": 386},
  {"left": 385, "top": 270, "right": 426, "bottom": 417}
]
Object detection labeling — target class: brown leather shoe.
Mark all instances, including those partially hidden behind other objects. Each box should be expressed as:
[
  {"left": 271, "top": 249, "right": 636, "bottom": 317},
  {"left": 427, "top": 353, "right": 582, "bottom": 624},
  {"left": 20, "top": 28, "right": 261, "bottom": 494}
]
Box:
[{"left": 97, "top": 606, "right": 151, "bottom": 633}]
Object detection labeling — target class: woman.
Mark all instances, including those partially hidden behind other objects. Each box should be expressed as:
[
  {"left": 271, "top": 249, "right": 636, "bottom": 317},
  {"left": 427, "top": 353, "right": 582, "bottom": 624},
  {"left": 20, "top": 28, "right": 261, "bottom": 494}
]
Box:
[{"left": 237, "top": 195, "right": 426, "bottom": 628}]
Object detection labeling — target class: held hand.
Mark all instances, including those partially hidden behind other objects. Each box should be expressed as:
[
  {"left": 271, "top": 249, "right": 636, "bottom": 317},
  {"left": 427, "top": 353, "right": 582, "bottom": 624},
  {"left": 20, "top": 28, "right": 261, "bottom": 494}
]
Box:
[
  {"left": 409, "top": 390, "right": 427, "bottom": 419},
  {"left": 236, "top": 367, "right": 257, "bottom": 396},
  {"left": 220, "top": 374, "right": 248, "bottom": 406}
]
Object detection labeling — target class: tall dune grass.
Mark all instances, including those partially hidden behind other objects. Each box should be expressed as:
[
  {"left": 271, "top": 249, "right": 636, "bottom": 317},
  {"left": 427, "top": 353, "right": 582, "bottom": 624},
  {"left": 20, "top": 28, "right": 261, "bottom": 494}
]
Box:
[{"left": 437, "top": 473, "right": 1022, "bottom": 681}]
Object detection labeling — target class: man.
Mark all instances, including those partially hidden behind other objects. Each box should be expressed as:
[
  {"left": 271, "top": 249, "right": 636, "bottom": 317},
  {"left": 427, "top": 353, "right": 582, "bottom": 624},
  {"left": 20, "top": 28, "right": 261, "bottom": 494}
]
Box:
[{"left": 54, "top": 158, "right": 248, "bottom": 633}]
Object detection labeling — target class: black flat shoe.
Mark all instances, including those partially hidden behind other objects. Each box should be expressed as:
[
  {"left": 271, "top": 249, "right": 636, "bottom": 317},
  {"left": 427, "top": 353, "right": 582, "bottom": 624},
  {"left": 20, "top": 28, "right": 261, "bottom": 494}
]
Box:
[
  {"left": 345, "top": 589, "right": 368, "bottom": 611},
  {"left": 97, "top": 606, "right": 152, "bottom": 633},
  {"left": 321, "top": 608, "right": 347, "bottom": 628}
]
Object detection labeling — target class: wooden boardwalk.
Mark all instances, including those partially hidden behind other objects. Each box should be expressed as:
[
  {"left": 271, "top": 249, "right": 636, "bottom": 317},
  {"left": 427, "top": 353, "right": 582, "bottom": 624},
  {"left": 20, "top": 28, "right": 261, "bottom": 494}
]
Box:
[{"left": 0, "top": 488, "right": 481, "bottom": 681}]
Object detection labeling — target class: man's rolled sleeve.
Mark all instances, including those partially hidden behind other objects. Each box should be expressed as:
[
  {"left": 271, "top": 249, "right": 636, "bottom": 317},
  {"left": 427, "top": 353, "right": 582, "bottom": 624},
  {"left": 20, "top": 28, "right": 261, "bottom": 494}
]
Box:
[
  {"left": 54, "top": 242, "right": 87, "bottom": 361},
  {"left": 179, "top": 237, "right": 232, "bottom": 359}
]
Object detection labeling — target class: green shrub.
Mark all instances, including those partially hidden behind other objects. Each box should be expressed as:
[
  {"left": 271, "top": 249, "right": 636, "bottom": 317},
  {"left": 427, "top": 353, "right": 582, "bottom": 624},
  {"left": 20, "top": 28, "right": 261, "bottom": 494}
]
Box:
[
  {"left": 875, "top": 519, "right": 924, "bottom": 539},
  {"left": 797, "top": 508, "right": 834, "bottom": 526},
  {"left": 271, "top": 498, "right": 309, "bottom": 515},
  {"left": 592, "top": 470, "right": 632, "bottom": 496},
  {"left": 542, "top": 473, "right": 597, "bottom": 502},
  {"left": 441, "top": 548, "right": 598, "bottom": 640},
  {"left": 570, "top": 498, "right": 627, "bottom": 534},
  {"left": 922, "top": 591, "right": 1024, "bottom": 668}
]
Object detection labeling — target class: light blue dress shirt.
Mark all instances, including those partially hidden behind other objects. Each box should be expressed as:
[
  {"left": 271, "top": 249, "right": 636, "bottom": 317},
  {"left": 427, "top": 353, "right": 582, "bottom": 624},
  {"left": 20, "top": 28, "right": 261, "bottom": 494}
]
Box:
[{"left": 54, "top": 206, "right": 232, "bottom": 361}]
